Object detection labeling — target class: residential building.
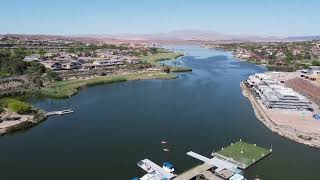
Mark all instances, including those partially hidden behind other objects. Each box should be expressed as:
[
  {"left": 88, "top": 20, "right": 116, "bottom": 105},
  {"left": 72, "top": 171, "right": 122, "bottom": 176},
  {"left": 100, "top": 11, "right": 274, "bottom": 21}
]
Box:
[{"left": 23, "top": 54, "right": 41, "bottom": 62}]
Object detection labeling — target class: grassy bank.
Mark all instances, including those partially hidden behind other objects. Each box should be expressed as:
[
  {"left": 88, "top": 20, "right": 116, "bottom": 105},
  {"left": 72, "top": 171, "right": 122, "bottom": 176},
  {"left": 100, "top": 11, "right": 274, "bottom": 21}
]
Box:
[
  {"left": 38, "top": 71, "right": 176, "bottom": 98},
  {"left": 0, "top": 98, "right": 32, "bottom": 114},
  {"left": 142, "top": 51, "right": 193, "bottom": 73},
  {"left": 142, "top": 52, "right": 184, "bottom": 64},
  {"left": 170, "top": 66, "right": 192, "bottom": 72}
]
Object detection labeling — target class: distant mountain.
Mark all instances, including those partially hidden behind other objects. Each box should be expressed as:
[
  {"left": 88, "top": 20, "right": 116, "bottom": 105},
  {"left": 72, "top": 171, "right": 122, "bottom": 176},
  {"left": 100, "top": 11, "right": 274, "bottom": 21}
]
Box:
[
  {"left": 78, "top": 30, "right": 280, "bottom": 42},
  {"left": 3, "top": 30, "right": 320, "bottom": 43},
  {"left": 75, "top": 30, "right": 293, "bottom": 42},
  {"left": 286, "top": 36, "right": 320, "bottom": 41}
]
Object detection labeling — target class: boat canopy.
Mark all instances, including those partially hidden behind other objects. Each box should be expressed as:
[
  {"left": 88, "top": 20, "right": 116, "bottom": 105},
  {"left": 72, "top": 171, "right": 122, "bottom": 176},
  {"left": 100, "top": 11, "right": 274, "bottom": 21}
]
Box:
[{"left": 163, "top": 162, "right": 173, "bottom": 169}]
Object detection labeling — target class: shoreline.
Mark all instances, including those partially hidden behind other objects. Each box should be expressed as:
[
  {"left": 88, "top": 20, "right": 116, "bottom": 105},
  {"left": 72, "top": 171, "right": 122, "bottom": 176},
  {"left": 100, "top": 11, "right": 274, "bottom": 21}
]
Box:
[
  {"left": 0, "top": 72, "right": 177, "bottom": 135},
  {"left": 240, "top": 81, "right": 320, "bottom": 148},
  {"left": 0, "top": 109, "right": 47, "bottom": 136},
  {"left": 38, "top": 71, "right": 178, "bottom": 99},
  {"left": 0, "top": 52, "right": 189, "bottom": 135}
]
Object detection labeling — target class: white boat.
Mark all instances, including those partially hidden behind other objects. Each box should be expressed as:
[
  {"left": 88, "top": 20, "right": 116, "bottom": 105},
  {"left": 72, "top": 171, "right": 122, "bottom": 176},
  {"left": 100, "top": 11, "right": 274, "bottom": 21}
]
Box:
[
  {"left": 160, "top": 140, "right": 167, "bottom": 144},
  {"left": 137, "top": 160, "right": 153, "bottom": 173}
]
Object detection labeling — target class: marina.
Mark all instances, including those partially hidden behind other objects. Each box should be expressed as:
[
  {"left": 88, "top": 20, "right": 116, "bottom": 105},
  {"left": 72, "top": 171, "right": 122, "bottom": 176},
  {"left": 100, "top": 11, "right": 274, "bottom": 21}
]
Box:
[
  {"left": 134, "top": 159, "right": 176, "bottom": 180},
  {"left": 1, "top": 45, "right": 320, "bottom": 180},
  {"left": 132, "top": 141, "right": 271, "bottom": 180}
]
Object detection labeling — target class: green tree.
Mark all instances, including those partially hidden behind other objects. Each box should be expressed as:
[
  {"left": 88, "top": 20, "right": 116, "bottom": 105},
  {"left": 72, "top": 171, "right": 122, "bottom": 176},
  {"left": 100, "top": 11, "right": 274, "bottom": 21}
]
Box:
[
  {"left": 311, "top": 60, "right": 320, "bottom": 66},
  {"left": 46, "top": 69, "right": 60, "bottom": 81},
  {"left": 25, "top": 62, "right": 46, "bottom": 75},
  {"left": 1, "top": 98, "right": 31, "bottom": 114},
  {"left": 150, "top": 47, "right": 158, "bottom": 54},
  {"left": 285, "top": 51, "right": 293, "bottom": 62},
  {"left": 0, "top": 107, "right": 4, "bottom": 114},
  {"left": 38, "top": 48, "right": 46, "bottom": 55},
  {"left": 8, "top": 101, "right": 31, "bottom": 114},
  {"left": 304, "top": 52, "right": 311, "bottom": 60},
  {"left": 68, "top": 47, "right": 76, "bottom": 53}
]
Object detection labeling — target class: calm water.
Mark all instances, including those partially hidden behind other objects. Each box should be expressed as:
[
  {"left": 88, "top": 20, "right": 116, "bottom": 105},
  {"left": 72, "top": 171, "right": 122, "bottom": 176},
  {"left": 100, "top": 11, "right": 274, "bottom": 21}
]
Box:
[{"left": 0, "top": 45, "right": 319, "bottom": 180}]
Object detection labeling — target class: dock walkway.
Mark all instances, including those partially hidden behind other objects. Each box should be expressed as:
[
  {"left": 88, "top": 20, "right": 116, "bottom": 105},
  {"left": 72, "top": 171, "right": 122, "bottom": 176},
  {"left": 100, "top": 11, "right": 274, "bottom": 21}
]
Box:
[{"left": 46, "top": 109, "right": 74, "bottom": 116}]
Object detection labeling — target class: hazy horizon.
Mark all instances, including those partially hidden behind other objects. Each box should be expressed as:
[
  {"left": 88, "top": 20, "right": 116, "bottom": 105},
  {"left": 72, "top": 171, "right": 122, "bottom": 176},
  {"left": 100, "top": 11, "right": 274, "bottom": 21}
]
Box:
[{"left": 1, "top": 0, "right": 320, "bottom": 36}]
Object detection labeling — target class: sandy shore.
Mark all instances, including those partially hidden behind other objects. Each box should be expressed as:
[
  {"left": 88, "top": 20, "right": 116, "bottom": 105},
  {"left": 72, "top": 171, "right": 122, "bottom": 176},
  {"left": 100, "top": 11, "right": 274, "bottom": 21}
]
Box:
[{"left": 241, "top": 82, "right": 320, "bottom": 148}]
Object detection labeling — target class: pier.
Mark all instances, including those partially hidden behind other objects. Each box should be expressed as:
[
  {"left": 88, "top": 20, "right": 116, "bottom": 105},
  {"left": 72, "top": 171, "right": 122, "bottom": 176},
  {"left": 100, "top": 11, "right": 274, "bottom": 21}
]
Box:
[
  {"left": 46, "top": 109, "right": 74, "bottom": 116},
  {"left": 132, "top": 141, "right": 271, "bottom": 180}
]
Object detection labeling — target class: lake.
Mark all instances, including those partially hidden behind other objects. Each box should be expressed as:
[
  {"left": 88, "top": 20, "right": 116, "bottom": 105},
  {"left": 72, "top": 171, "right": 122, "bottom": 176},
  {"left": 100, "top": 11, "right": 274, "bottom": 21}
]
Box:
[{"left": 0, "top": 45, "right": 319, "bottom": 180}]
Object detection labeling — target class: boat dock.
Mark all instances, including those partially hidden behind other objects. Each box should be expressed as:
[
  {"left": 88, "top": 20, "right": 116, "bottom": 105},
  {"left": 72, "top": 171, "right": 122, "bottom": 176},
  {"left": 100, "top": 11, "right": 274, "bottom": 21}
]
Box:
[
  {"left": 46, "top": 109, "right": 74, "bottom": 116},
  {"left": 132, "top": 141, "right": 271, "bottom": 180}
]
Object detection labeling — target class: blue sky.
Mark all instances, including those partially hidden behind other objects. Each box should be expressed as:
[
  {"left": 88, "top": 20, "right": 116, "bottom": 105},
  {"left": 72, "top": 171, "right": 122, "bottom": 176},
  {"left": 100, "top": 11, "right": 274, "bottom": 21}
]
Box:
[{"left": 0, "top": 0, "right": 319, "bottom": 36}]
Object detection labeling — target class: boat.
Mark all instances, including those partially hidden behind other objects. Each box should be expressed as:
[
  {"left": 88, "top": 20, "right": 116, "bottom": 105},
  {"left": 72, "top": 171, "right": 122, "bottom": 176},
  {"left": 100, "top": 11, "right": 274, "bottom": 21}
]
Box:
[
  {"left": 137, "top": 160, "right": 153, "bottom": 173},
  {"left": 162, "top": 162, "right": 175, "bottom": 173},
  {"left": 163, "top": 148, "right": 170, "bottom": 152},
  {"left": 135, "top": 159, "right": 176, "bottom": 180},
  {"left": 161, "top": 140, "right": 167, "bottom": 144}
]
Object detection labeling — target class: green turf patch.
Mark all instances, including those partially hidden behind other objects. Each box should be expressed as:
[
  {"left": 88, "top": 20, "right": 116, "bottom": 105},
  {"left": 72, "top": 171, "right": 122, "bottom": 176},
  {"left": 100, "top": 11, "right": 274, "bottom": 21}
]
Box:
[{"left": 216, "top": 141, "right": 271, "bottom": 168}]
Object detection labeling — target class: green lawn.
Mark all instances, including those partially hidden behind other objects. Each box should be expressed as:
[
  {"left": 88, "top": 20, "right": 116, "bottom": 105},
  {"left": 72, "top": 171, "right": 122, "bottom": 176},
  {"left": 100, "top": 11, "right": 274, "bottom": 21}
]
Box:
[
  {"left": 216, "top": 141, "right": 271, "bottom": 167},
  {"left": 39, "top": 72, "right": 176, "bottom": 98},
  {"left": 141, "top": 52, "right": 193, "bottom": 73},
  {"left": 142, "top": 52, "right": 184, "bottom": 64}
]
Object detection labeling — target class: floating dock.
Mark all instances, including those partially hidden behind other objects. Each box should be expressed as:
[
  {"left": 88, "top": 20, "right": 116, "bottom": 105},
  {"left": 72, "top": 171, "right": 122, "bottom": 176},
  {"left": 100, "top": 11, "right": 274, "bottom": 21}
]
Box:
[
  {"left": 133, "top": 141, "right": 271, "bottom": 180},
  {"left": 134, "top": 159, "right": 176, "bottom": 180},
  {"left": 213, "top": 141, "right": 272, "bottom": 169},
  {"left": 46, "top": 109, "right": 74, "bottom": 116}
]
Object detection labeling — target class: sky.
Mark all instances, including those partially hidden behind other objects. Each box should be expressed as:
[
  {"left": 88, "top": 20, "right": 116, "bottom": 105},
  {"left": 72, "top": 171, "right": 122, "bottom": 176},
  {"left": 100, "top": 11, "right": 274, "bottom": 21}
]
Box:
[{"left": 0, "top": 0, "right": 319, "bottom": 36}]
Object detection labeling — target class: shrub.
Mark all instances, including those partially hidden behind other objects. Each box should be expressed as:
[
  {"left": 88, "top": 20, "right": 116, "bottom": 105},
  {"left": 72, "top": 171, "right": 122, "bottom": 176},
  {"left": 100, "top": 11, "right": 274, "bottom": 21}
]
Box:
[
  {"left": 311, "top": 60, "right": 320, "bottom": 66},
  {"left": 0, "top": 98, "right": 31, "bottom": 114},
  {"left": 0, "top": 107, "right": 4, "bottom": 114},
  {"left": 46, "top": 69, "right": 60, "bottom": 81},
  {"left": 8, "top": 101, "right": 31, "bottom": 114}
]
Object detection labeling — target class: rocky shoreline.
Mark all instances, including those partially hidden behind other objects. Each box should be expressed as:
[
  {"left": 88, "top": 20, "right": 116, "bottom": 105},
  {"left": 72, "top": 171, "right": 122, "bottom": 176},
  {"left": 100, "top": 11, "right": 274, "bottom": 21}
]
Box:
[
  {"left": 241, "top": 82, "right": 320, "bottom": 148},
  {"left": 0, "top": 109, "right": 47, "bottom": 136}
]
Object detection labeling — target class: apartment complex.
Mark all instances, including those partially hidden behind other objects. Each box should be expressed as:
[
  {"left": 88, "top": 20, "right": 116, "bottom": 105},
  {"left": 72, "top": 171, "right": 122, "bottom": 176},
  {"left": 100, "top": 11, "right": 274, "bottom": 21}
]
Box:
[{"left": 247, "top": 73, "right": 312, "bottom": 111}]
